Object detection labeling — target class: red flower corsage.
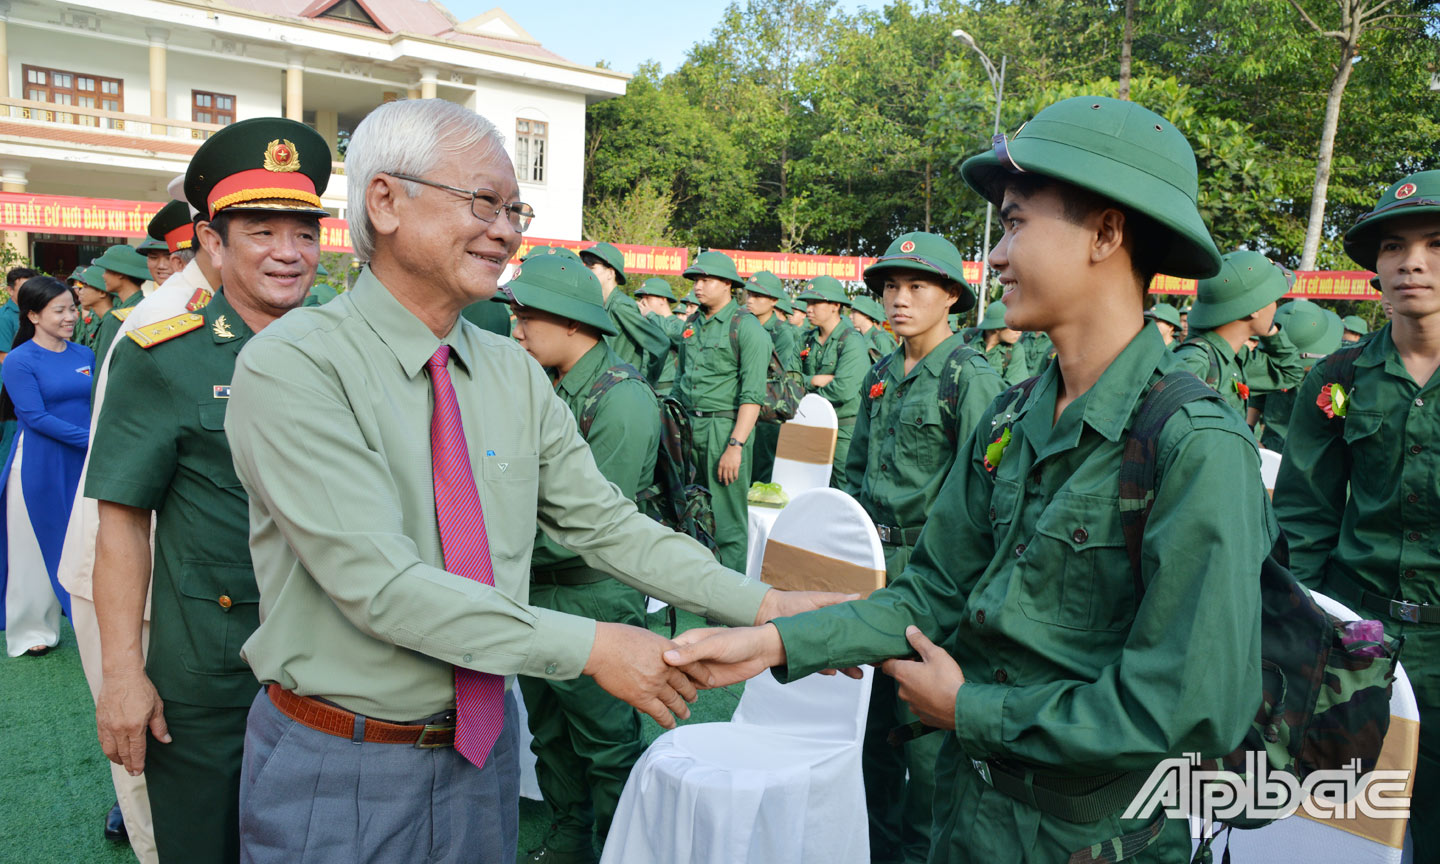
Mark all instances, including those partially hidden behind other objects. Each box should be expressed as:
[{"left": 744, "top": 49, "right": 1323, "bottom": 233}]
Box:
[
  {"left": 869, "top": 381, "right": 886, "bottom": 399},
  {"left": 1233, "top": 380, "right": 1250, "bottom": 401},
  {"left": 800, "top": 348, "right": 810, "bottom": 358},
  {"left": 682, "top": 328, "right": 694, "bottom": 339},
  {"left": 1317, "top": 382, "right": 1349, "bottom": 418}
]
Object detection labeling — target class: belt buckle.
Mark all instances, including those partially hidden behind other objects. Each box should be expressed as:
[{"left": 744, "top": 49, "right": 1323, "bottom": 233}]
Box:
[
  {"left": 972, "top": 759, "right": 993, "bottom": 787},
  {"left": 1391, "top": 599, "right": 1425, "bottom": 624},
  {"left": 876, "top": 525, "right": 893, "bottom": 544},
  {"left": 415, "top": 723, "right": 455, "bottom": 749}
]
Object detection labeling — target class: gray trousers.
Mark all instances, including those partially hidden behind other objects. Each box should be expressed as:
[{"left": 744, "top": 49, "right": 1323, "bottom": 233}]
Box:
[{"left": 238, "top": 686, "right": 520, "bottom": 864}]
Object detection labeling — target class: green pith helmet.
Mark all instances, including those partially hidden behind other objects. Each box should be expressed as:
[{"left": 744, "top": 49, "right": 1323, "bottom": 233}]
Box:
[
  {"left": 979, "top": 300, "right": 1010, "bottom": 331},
  {"left": 960, "top": 96, "right": 1222, "bottom": 280},
  {"left": 498, "top": 254, "right": 618, "bottom": 337},
  {"left": 1180, "top": 305, "right": 1192, "bottom": 315},
  {"left": 775, "top": 294, "right": 795, "bottom": 315},
  {"left": 679, "top": 293, "right": 700, "bottom": 309},
  {"left": 634, "top": 277, "right": 677, "bottom": 301},
  {"left": 1273, "top": 299, "right": 1343, "bottom": 357},
  {"left": 862, "top": 231, "right": 977, "bottom": 313},
  {"left": 147, "top": 199, "right": 195, "bottom": 252},
  {"left": 793, "top": 297, "right": 809, "bottom": 311},
  {"left": 850, "top": 294, "right": 887, "bottom": 324},
  {"left": 67, "top": 265, "right": 87, "bottom": 284},
  {"left": 316, "top": 261, "right": 330, "bottom": 277},
  {"left": 1344, "top": 170, "right": 1440, "bottom": 271},
  {"left": 92, "top": 244, "right": 152, "bottom": 282},
  {"left": 1188, "top": 251, "right": 1291, "bottom": 331},
  {"left": 136, "top": 235, "right": 168, "bottom": 254},
  {"left": 682, "top": 250, "right": 745, "bottom": 288},
  {"left": 580, "top": 241, "right": 628, "bottom": 285},
  {"left": 744, "top": 269, "right": 786, "bottom": 300},
  {"left": 184, "top": 116, "right": 332, "bottom": 220},
  {"left": 1342, "top": 314, "right": 1369, "bottom": 335},
  {"left": 523, "top": 246, "right": 585, "bottom": 265},
  {"left": 795, "top": 275, "right": 851, "bottom": 306},
  {"left": 1145, "top": 302, "right": 1182, "bottom": 328},
  {"left": 81, "top": 265, "right": 109, "bottom": 293}
]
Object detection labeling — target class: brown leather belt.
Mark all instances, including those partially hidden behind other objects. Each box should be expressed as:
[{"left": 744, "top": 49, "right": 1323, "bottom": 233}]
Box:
[{"left": 266, "top": 683, "right": 456, "bottom": 748}]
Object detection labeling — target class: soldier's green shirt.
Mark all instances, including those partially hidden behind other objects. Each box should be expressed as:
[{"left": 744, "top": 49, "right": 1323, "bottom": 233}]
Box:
[
  {"left": 761, "top": 313, "right": 798, "bottom": 372},
  {"left": 1274, "top": 325, "right": 1440, "bottom": 605},
  {"left": 843, "top": 335, "right": 1003, "bottom": 536},
  {"left": 801, "top": 318, "right": 868, "bottom": 420},
  {"left": 91, "top": 289, "right": 144, "bottom": 367},
  {"left": 74, "top": 310, "right": 101, "bottom": 350},
  {"left": 673, "top": 300, "right": 770, "bottom": 413},
  {"left": 967, "top": 334, "right": 1030, "bottom": 387},
  {"left": 604, "top": 288, "right": 669, "bottom": 381},
  {"left": 225, "top": 268, "right": 769, "bottom": 721},
  {"left": 644, "top": 311, "right": 682, "bottom": 394},
  {"left": 531, "top": 342, "right": 660, "bottom": 571},
  {"left": 85, "top": 289, "right": 259, "bottom": 708},
  {"left": 864, "top": 325, "right": 898, "bottom": 361},
  {"left": 1172, "top": 328, "right": 1305, "bottom": 414},
  {"left": 1253, "top": 387, "right": 1297, "bottom": 452},
  {"left": 461, "top": 296, "right": 513, "bottom": 337},
  {"left": 1022, "top": 331, "right": 1055, "bottom": 370},
  {"left": 773, "top": 326, "right": 1267, "bottom": 780}
]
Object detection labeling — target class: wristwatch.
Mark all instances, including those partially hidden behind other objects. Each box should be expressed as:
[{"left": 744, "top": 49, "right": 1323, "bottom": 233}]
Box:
[{"left": 727, "top": 437, "right": 745, "bottom": 448}]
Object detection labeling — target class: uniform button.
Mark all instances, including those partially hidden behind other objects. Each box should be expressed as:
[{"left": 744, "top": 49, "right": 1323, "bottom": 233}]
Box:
[
  {"left": 1014, "top": 543, "right": 1026, "bottom": 558},
  {"left": 1408, "top": 531, "right": 1422, "bottom": 542},
  {"left": 1072, "top": 527, "right": 1089, "bottom": 544},
  {"left": 217, "top": 595, "right": 232, "bottom": 610},
  {"left": 988, "top": 506, "right": 998, "bottom": 522},
  {"left": 1416, "top": 398, "right": 1425, "bottom": 407},
  {"left": 975, "top": 609, "right": 986, "bottom": 625},
  {"left": 1411, "top": 444, "right": 1424, "bottom": 455},
  {"left": 1405, "top": 569, "right": 1418, "bottom": 580},
  {"left": 545, "top": 663, "right": 558, "bottom": 675},
  {"left": 1408, "top": 493, "right": 1420, "bottom": 504},
  {"left": 993, "top": 668, "right": 1008, "bottom": 683},
  {"left": 462, "top": 653, "right": 472, "bottom": 663}
]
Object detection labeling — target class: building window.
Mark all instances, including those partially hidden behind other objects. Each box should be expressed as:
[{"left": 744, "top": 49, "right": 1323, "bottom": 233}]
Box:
[
  {"left": 22, "top": 65, "right": 123, "bottom": 129},
  {"left": 192, "top": 90, "right": 236, "bottom": 138},
  {"left": 515, "top": 118, "right": 546, "bottom": 184}
]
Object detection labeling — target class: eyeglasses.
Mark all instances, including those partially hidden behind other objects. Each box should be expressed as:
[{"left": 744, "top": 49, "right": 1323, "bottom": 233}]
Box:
[{"left": 385, "top": 172, "right": 535, "bottom": 232}]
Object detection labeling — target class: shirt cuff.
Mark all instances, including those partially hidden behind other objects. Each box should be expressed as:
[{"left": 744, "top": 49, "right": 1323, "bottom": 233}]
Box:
[
  {"left": 83, "top": 474, "right": 166, "bottom": 511},
  {"left": 517, "top": 607, "right": 596, "bottom": 680},
  {"left": 953, "top": 681, "right": 1008, "bottom": 760},
  {"left": 710, "top": 574, "right": 771, "bottom": 628}
]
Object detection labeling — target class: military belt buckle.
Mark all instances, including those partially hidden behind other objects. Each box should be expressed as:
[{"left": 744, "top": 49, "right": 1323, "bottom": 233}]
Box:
[
  {"left": 1391, "top": 599, "right": 1426, "bottom": 624},
  {"left": 972, "top": 759, "right": 993, "bottom": 787},
  {"left": 414, "top": 723, "right": 455, "bottom": 749},
  {"left": 876, "top": 525, "right": 894, "bottom": 544}
]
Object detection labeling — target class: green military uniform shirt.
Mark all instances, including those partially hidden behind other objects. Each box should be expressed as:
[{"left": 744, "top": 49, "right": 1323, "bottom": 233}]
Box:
[
  {"left": 645, "top": 311, "right": 684, "bottom": 395},
  {"left": 772, "top": 326, "right": 1269, "bottom": 861},
  {"left": 763, "top": 314, "right": 799, "bottom": 373},
  {"left": 85, "top": 290, "right": 259, "bottom": 708},
  {"left": 74, "top": 309, "right": 101, "bottom": 350},
  {"left": 604, "top": 288, "right": 669, "bottom": 383},
  {"left": 1173, "top": 328, "right": 1305, "bottom": 414},
  {"left": 864, "top": 325, "right": 898, "bottom": 361},
  {"left": 843, "top": 335, "right": 1002, "bottom": 550},
  {"left": 461, "top": 297, "right": 513, "bottom": 336},
  {"left": 1022, "top": 331, "right": 1055, "bottom": 371},
  {"left": 92, "top": 289, "right": 144, "bottom": 366},
  {"left": 966, "top": 333, "right": 1030, "bottom": 387},
  {"left": 673, "top": 300, "right": 770, "bottom": 412},
  {"left": 226, "top": 269, "right": 770, "bottom": 721},
  {"left": 800, "top": 317, "right": 868, "bottom": 420},
  {"left": 531, "top": 341, "right": 660, "bottom": 573},
  {"left": 1253, "top": 388, "right": 1296, "bottom": 452}
]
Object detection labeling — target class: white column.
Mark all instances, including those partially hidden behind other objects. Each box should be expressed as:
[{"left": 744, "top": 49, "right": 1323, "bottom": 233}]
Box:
[
  {"left": 0, "top": 2, "right": 11, "bottom": 103},
  {"left": 1, "top": 161, "right": 29, "bottom": 261},
  {"left": 147, "top": 28, "right": 169, "bottom": 135},
  {"left": 285, "top": 54, "right": 304, "bottom": 121},
  {"left": 419, "top": 67, "right": 438, "bottom": 100}
]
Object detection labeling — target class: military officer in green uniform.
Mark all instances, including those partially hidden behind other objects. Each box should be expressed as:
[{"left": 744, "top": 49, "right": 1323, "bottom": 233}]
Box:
[
  {"left": 849, "top": 294, "right": 898, "bottom": 362},
  {"left": 634, "top": 277, "right": 681, "bottom": 395},
  {"left": 797, "top": 275, "right": 869, "bottom": 484},
  {"left": 744, "top": 269, "right": 798, "bottom": 482},
  {"left": 845, "top": 231, "right": 1003, "bottom": 864},
  {"left": 89, "top": 117, "right": 330, "bottom": 864},
  {"left": 968, "top": 300, "right": 1029, "bottom": 385},
  {"left": 1274, "top": 169, "right": 1440, "bottom": 861},
  {"left": 1172, "top": 250, "right": 1305, "bottom": 415},
  {"left": 674, "top": 251, "right": 770, "bottom": 572},
  {"left": 500, "top": 256, "right": 659, "bottom": 864},
  {"left": 1145, "top": 301, "right": 1182, "bottom": 346},
  {"left": 1250, "top": 300, "right": 1342, "bottom": 452},
  {"left": 581, "top": 241, "right": 670, "bottom": 384},
  {"left": 90, "top": 244, "right": 151, "bottom": 367},
  {"left": 666, "top": 96, "right": 1271, "bottom": 864},
  {"left": 1341, "top": 314, "right": 1369, "bottom": 343}
]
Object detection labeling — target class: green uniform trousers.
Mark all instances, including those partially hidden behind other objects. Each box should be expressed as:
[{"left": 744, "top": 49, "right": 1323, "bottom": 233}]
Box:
[
  {"left": 1411, "top": 624, "right": 1440, "bottom": 860},
  {"left": 519, "top": 577, "right": 647, "bottom": 855},
  {"left": 146, "top": 699, "right": 251, "bottom": 864},
  {"left": 752, "top": 420, "right": 781, "bottom": 484},
  {"left": 863, "top": 543, "right": 939, "bottom": 864},
  {"left": 693, "top": 415, "right": 752, "bottom": 573},
  {"left": 831, "top": 419, "right": 854, "bottom": 489}
]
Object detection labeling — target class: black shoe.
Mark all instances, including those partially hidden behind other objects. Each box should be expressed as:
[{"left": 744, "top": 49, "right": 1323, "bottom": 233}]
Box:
[{"left": 104, "top": 801, "right": 128, "bottom": 843}]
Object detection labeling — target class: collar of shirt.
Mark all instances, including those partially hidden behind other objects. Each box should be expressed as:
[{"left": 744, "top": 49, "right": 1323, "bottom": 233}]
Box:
[
  {"left": 347, "top": 266, "right": 474, "bottom": 379},
  {"left": 556, "top": 341, "right": 610, "bottom": 398},
  {"left": 1352, "top": 322, "right": 1413, "bottom": 382},
  {"left": 701, "top": 298, "right": 740, "bottom": 326},
  {"left": 118, "top": 289, "right": 145, "bottom": 309},
  {"left": 814, "top": 315, "right": 854, "bottom": 346},
  {"left": 884, "top": 331, "right": 965, "bottom": 385},
  {"left": 204, "top": 287, "right": 254, "bottom": 346},
  {"left": 1195, "top": 328, "right": 1237, "bottom": 362},
  {"left": 181, "top": 258, "right": 217, "bottom": 294}
]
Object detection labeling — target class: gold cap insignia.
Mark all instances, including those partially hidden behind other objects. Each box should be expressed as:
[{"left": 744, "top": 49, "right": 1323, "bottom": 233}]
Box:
[
  {"left": 213, "top": 315, "right": 235, "bottom": 339},
  {"left": 1396, "top": 182, "right": 1417, "bottom": 201},
  {"left": 264, "top": 139, "right": 301, "bottom": 173}
]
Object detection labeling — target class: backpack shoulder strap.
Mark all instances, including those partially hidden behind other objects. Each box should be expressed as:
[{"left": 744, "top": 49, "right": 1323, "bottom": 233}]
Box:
[
  {"left": 937, "top": 343, "right": 987, "bottom": 447},
  {"left": 578, "top": 363, "right": 645, "bottom": 438},
  {"left": 1321, "top": 343, "right": 1366, "bottom": 391},
  {"left": 1179, "top": 335, "right": 1222, "bottom": 388},
  {"left": 983, "top": 373, "right": 1043, "bottom": 471},
  {"left": 1118, "top": 371, "right": 1226, "bottom": 599}
]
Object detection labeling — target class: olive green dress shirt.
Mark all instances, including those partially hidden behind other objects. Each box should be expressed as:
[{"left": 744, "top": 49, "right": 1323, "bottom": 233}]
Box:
[
  {"left": 1173, "top": 328, "right": 1305, "bottom": 414},
  {"left": 225, "top": 268, "right": 769, "bottom": 720},
  {"left": 673, "top": 300, "right": 770, "bottom": 412},
  {"left": 801, "top": 318, "right": 868, "bottom": 420}
]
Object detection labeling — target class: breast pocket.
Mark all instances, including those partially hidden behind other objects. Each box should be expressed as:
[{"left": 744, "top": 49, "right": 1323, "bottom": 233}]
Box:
[
  {"left": 177, "top": 560, "right": 260, "bottom": 677},
  {"left": 196, "top": 400, "right": 243, "bottom": 489},
  {"left": 1341, "top": 409, "right": 1386, "bottom": 476},
  {"left": 1020, "top": 492, "right": 1136, "bottom": 632},
  {"left": 478, "top": 453, "right": 540, "bottom": 564},
  {"left": 896, "top": 402, "right": 945, "bottom": 469}
]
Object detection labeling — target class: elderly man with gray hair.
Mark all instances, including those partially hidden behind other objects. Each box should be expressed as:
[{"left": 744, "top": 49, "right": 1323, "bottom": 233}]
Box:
[{"left": 225, "top": 98, "right": 843, "bottom": 862}]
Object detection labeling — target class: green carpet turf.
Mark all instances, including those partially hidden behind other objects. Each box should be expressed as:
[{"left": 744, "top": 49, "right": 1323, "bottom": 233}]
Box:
[{"left": 0, "top": 608, "right": 740, "bottom": 863}]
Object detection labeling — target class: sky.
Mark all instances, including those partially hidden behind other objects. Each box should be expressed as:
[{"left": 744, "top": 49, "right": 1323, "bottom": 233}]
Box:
[{"left": 445, "top": 1, "right": 859, "bottom": 76}]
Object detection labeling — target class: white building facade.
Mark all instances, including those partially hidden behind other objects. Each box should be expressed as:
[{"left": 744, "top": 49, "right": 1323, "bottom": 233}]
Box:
[{"left": 0, "top": 0, "right": 626, "bottom": 272}]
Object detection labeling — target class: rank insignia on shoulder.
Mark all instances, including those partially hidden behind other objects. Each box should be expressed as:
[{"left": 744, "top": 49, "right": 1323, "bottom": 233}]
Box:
[
  {"left": 111, "top": 307, "right": 133, "bottom": 322},
  {"left": 212, "top": 315, "right": 235, "bottom": 339},
  {"left": 213, "top": 385, "right": 231, "bottom": 399},
  {"left": 186, "top": 287, "right": 214, "bottom": 312},
  {"left": 127, "top": 312, "right": 205, "bottom": 349}
]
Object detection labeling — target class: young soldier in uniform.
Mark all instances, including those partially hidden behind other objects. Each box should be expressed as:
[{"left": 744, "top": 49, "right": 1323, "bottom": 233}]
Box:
[
  {"left": 675, "top": 250, "right": 770, "bottom": 572},
  {"left": 666, "top": 96, "right": 1270, "bottom": 864},
  {"left": 1144, "top": 302, "right": 1182, "bottom": 346},
  {"left": 744, "top": 269, "right": 798, "bottom": 483},
  {"left": 581, "top": 241, "right": 669, "bottom": 384},
  {"left": 787, "top": 297, "right": 809, "bottom": 329},
  {"left": 969, "top": 300, "right": 1029, "bottom": 385},
  {"left": 845, "top": 232, "right": 1003, "bottom": 864},
  {"left": 504, "top": 256, "right": 660, "bottom": 864},
  {"left": 1172, "top": 250, "right": 1304, "bottom": 416},
  {"left": 74, "top": 266, "right": 112, "bottom": 351},
  {"left": 89, "top": 245, "right": 150, "bottom": 367},
  {"left": 1177, "top": 304, "right": 1191, "bottom": 341},
  {"left": 88, "top": 118, "right": 330, "bottom": 864},
  {"left": 635, "top": 277, "right": 681, "bottom": 395},
  {"left": 137, "top": 234, "right": 176, "bottom": 289},
  {"left": 1250, "top": 301, "right": 1342, "bottom": 453},
  {"left": 797, "top": 275, "right": 869, "bottom": 484},
  {"left": 1273, "top": 169, "right": 1440, "bottom": 860},
  {"left": 850, "top": 294, "right": 898, "bottom": 361},
  {"left": 1341, "top": 314, "right": 1369, "bottom": 343}
]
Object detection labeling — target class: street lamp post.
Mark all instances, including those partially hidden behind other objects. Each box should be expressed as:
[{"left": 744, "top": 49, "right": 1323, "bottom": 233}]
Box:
[{"left": 952, "top": 29, "right": 1005, "bottom": 326}]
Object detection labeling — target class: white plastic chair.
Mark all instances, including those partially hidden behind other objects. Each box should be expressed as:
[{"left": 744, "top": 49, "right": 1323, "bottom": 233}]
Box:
[
  {"left": 1191, "top": 590, "right": 1417, "bottom": 863},
  {"left": 601, "top": 488, "right": 885, "bottom": 864},
  {"left": 1258, "top": 447, "right": 1283, "bottom": 493},
  {"left": 771, "top": 394, "right": 839, "bottom": 497}
]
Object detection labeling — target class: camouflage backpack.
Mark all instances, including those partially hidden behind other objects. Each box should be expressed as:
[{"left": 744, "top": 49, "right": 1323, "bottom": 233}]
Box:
[
  {"left": 578, "top": 364, "right": 719, "bottom": 556},
  {"left": 709, "top": 310, "right": 805, "bottom": 424},
  {"left": 985, "top": 371, "right": 1401, "bottom": 843}
]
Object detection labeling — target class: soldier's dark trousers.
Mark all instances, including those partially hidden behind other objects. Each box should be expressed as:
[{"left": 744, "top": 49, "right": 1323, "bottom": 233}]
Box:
[
  {"left": 519, "top": 577, "right": 647, "bottom": 855},
  {"left": 692, "top": 415, "right": 752, "bottom": 573},
  {"left": 146, "top": 699, "right": 250, "bottom": 864},
  {"left": 752, "top": 420, "right": 781, "bottom": 483},
  {"left": 1404, "top": 623, "right": 1439, "bottom": 860}
]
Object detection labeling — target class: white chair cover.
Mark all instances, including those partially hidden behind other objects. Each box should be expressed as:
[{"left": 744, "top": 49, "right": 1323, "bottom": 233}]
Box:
[
  {"left": 771, "top": 394, "right": 839, "bottom": 498},
  {"left": 1191, "top": 591, "right": 1418, "bottom": 863},
  {"left": 602, "top": 488, "right": 884, "bottom": 864},
  {"left": 1258, "top": 447, "right": 1283, "bottom": 492}
]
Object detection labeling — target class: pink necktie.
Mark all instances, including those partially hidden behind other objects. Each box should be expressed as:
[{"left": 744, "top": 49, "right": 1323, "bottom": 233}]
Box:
[{"left": 426, "top": 345, "right": 505, "bottom": 769}]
